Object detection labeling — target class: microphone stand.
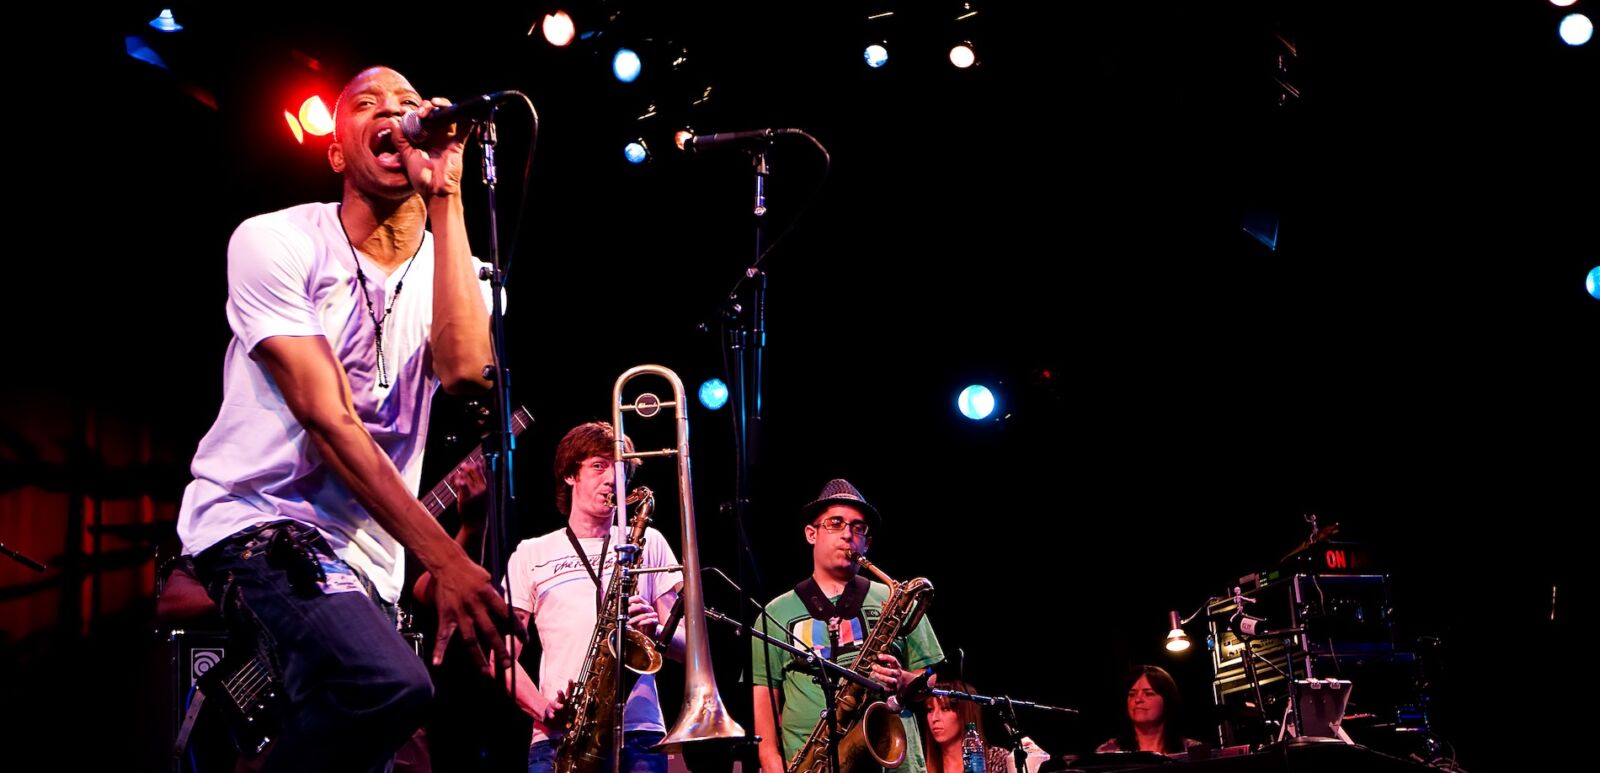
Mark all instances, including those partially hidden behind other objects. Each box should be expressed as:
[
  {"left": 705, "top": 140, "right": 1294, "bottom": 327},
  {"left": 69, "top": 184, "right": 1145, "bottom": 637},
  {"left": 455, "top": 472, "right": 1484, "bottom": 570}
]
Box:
[
  {"left": 0, "top": 542, "right": 47, "bottom": 572},
  {"left": 721, "top": 142, "right": 775, "bottom": 643},
  {"left": 703, "top": 607, "right": 881, "bottom": 773},
  {"left": 1232, "top": 627, "right": 1306, "bottom": 746},
  {"left": 926, "top": 688, "right": 1076, "bottom": 773},
  {"left": 475, "top": 107, "right": 518, "bottom": 690},
  {"left": 926, "top": 687, "right": 1079, "bottom": 717}
]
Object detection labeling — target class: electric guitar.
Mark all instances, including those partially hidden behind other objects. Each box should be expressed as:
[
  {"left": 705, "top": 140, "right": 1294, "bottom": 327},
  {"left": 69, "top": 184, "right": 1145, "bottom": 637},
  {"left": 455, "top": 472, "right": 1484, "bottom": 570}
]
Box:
[{"left": 192, "top": 405, "right": 534, "bottom": 759}]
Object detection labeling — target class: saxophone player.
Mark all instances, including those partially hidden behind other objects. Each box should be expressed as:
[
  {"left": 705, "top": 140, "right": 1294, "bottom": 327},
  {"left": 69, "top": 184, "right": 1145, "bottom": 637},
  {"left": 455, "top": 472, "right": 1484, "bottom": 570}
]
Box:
[
  {"left": 505, "top": 421, "right": 686, "bottom": 773},
  {"left": 752, "top": 479, "right": 944, "bottom": 773}
]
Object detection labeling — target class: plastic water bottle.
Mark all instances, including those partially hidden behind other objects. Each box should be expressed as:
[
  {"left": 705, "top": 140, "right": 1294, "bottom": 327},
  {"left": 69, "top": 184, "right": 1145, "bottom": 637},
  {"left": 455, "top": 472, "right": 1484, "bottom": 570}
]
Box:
[{"left": 962, "top": 721, "right": 986, "bottom": 773}]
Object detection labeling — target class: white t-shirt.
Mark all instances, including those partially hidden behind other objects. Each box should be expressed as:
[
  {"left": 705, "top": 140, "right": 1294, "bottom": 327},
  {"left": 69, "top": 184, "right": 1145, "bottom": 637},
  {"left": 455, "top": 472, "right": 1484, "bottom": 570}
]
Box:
[
  {"left": 506, "top": 525, "right": 685, "bottom": 745},
  {"left": 178, "top": 201, "right": 493, "bottom": 603}
]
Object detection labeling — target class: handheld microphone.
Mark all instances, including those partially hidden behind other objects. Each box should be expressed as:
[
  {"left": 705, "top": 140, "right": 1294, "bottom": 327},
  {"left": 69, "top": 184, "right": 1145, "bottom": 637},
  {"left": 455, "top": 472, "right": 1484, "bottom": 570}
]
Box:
[{"left": 399, "top": 91, "right": 516, "bottom": 145}]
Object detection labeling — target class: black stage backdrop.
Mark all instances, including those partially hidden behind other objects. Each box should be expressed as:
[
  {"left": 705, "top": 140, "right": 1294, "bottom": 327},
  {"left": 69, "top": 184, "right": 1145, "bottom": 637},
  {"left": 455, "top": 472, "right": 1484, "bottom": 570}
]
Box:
[{"left": 3, "top": 3, "right": 1592, "bottom": 771}]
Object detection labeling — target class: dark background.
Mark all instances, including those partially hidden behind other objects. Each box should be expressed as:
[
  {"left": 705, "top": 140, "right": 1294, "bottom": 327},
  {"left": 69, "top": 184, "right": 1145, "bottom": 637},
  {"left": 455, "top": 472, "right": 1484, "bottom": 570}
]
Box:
[{"left": 3, "top": 2, "right": 1594, "bottom": 770}]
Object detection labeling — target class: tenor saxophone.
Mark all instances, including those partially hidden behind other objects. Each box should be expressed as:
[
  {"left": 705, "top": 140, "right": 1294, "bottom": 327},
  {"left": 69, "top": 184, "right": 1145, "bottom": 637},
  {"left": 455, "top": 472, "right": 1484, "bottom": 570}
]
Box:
[
  {"left": 554, "top": 488, "right": 663, "bottom": 773},
  {"left": 785, "top": 552, "right": 935, "bottom": 773}
]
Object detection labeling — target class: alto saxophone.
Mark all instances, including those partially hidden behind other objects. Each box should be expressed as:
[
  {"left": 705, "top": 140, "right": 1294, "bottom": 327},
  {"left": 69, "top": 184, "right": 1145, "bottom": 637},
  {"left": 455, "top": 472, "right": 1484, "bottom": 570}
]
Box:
[
  {"left": 555, "top": 487, "right": 664, "bottom": 773},
  {"left": 786, "top": 552, "right": 935, "bottom": 773}
]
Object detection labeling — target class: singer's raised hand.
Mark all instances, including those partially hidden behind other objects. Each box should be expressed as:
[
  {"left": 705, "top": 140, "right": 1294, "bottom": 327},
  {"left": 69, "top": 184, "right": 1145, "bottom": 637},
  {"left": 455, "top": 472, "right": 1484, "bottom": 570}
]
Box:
[{"left": 391, "top": 98, "right": 469, "bottom": 198}]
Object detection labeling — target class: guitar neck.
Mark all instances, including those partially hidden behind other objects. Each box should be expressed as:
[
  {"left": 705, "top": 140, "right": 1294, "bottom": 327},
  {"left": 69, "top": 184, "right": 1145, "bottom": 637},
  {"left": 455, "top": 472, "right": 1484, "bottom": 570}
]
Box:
[{"left": 421, "top": 406, "right": 533, "bottom": 519}]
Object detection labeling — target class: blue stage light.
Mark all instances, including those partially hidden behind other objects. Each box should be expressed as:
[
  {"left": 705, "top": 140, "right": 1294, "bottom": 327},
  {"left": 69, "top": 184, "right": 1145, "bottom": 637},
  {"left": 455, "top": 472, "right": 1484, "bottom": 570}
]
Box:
[
  {"left": 699, "top": 379, "right": 729, "bottom": 410},
  {"left": 957, "top": 385, "right": 996, "bottom": 420}
]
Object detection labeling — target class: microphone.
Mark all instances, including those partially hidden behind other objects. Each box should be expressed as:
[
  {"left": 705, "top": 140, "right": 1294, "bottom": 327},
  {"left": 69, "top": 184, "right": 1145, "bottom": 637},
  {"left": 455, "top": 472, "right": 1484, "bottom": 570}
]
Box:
[
  {"left": 888, "top": 670, "right": 933, "bottom": 713},
  {"left": 654, "top": 593, "right": 687, "bottom": 649},
  {"left": 399, "top": 91, "right": 516, "bottom": 145},
  {"left": 682, "top": 127, "right": 799, "bottom": 154}
]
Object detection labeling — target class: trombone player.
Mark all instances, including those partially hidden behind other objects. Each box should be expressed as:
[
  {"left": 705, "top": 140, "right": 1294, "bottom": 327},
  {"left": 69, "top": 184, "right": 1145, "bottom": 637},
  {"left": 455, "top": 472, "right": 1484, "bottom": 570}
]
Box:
[{"left": 752, "top": 479, "right": 943, "bottom": 773}]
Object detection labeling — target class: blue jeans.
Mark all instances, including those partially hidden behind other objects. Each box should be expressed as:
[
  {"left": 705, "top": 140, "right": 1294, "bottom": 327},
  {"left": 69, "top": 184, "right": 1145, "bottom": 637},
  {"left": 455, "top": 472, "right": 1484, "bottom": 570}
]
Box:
[
  {"left": 193, "top": 520, "right": 432, "bottom": 773},
  {"left": 528, "top": 730, "right": 668, "bottom": 773}
]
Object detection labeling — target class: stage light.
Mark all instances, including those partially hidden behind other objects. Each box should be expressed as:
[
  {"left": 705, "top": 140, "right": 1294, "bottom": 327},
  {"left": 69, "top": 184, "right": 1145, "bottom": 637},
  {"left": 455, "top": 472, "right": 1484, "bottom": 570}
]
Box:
[
  {"left": 284, "top": 111, "right": 304, "bottom": 144},
  {"left": 1586, "top": 266, "right": 1600, "bottom": 300},
  {"left": 149, "top": 9, "right": 182, "bottom": 32},
  {"left": 298, "top": 96, "right": 333, "bottom": 137},
  {"left": 949, "top": 41, "right": 978, "bottom": 69},
  {"left": 956, "top": 385, "right": 996, "bottom": 421},
  {"left": 613, "top": 48, "right": 642, "bottom": 83},
  {"left": 1560, "top": 13, "right": 1593, "bottom": 45},
  {"left": 1165, "top": 611, "right": 1191, "bottom": 652},
  {"left": 699, "top": 379, "right": 729, "bottom": 410},
  {"left": 542, "top": 11, "right": 577, "bottom": 46},
  {"left": 624, "top": 139, "right": 650, "bottom": 164},
  {"left": 864, "top": 43, "right": 890, "bottom": 69}
]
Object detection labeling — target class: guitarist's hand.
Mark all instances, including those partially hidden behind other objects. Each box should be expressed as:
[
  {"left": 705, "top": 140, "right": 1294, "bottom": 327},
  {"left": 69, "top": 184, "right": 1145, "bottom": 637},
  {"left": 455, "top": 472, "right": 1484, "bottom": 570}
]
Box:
[
  {"left": 430, "top": 555, "right": 524, "bottom": 674},
  {"left": 447, "top": 456, "right": 489, "bottom": 512}
]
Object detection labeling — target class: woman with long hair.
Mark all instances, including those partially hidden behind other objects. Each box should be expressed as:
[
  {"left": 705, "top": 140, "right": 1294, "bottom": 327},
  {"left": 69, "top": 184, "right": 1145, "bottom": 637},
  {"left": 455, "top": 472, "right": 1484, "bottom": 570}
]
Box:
[
  {"left": 1095, "top": 665, "right": 1205, "bottom": 755},
  {"left": 919, "top": 679, "right": 1048, "bottom": 773}
]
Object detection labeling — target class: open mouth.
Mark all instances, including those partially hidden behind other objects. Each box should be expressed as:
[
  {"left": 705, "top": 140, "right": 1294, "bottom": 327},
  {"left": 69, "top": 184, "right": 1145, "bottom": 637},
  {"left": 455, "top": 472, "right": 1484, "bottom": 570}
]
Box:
[{"left": 370, "top": 127, "right": 402, "bottom": 170}]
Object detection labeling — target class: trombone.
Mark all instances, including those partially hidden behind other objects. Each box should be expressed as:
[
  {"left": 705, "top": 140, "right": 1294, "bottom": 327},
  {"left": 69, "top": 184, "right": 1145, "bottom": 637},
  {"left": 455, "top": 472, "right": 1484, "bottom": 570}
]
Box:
[{"left": 612, "top": 364, "right": 746, "bottom": 756}]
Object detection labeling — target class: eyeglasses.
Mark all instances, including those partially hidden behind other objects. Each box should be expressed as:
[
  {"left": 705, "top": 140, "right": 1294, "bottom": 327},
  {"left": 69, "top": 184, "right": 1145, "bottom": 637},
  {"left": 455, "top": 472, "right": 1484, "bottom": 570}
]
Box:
[{"left": 811, "top": 515, "right": 870, "bottom": 536}]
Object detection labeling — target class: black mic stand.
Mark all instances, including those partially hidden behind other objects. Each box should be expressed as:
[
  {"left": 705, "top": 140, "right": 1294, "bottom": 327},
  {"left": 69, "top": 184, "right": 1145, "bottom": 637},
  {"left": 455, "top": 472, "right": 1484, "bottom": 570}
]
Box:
[
  {"left": 926, "top": 687, "right": 1077, "bottom": 773},
  {"left": 723, "top": 142, "right": 773, "bottom": 635},
  {"left": 610, "top": 547, "right": 641, "bottom": 773},
  {"left": 704, "top": 607, "right": 881, "bottom": 773},
  {"left": 1232, "top": 624, "right": 1306, "bottom": 747},
  {"left": 474, "top": 107, "right": 519, "bottom": 690},
  {"left": 999, "top": 698, "right": 1028, "bottom": 773},
  {"left": 0, "top": 542, "right": 47, "bottom": 572}
]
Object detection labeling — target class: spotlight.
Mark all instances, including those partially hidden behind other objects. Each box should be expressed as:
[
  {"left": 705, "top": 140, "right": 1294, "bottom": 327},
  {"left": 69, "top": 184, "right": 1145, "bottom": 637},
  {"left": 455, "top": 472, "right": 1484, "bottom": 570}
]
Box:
[
  {"left": 613, "top": 48, "right": 642, "bottom": 83},
  {"left": 149, "top": 9, "right": 182, "bottom": 32},
  {"left": 298, "top": 96, "right": 334, "bottom": 137},
  {"left": 1586, "top": 266, "right": 1600, "bottom": 300},
  {"left": 1559, "top": 13, "right": 1593, "bottom": 46},
  {"left": 1165, "top": 611, "right": 1191, "bottom": 652},
  {"left": 956, "top": 384, "right": 997, "bottom": 421},
  {"left": 542, "top": 11, "right": 576, "bottom": 47},
  {"left": 949, "top": 41, "right": 978, "bottom": 69},
  {"left": 699, "top": 379, "right": 729, "bottom": 410},
  {"left": 624, "top": 139, "right": 650, "bottom": 164},
  {"left": 864, "top": 43, "right": 890, "bottom": 69}
]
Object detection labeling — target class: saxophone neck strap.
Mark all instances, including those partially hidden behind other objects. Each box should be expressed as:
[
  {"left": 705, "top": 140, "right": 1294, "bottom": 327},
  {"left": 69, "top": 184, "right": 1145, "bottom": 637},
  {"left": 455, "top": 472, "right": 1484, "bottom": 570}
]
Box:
[
  {"left": 795, "top": 574, "right": 871, "bottom": 631},
  {"left": 565, "top": 527, "right": 612, "bottom": 615}
]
